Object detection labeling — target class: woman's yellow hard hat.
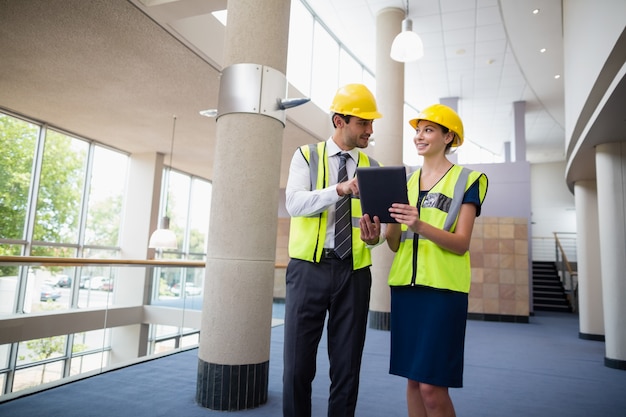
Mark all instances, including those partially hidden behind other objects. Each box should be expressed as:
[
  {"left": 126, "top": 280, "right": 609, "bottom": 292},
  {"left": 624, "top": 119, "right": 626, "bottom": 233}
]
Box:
[{"left": 409, "top": 104, "right": 464, "bottom": 147}]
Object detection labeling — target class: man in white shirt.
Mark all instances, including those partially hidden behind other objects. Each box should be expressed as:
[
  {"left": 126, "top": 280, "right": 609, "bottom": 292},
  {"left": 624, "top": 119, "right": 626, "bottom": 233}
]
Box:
[{"left": 282, "top": 83, "right": 383, "bottom": 417}]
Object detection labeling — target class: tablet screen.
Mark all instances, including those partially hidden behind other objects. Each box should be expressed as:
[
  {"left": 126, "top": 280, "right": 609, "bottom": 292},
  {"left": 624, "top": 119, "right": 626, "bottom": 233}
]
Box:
[{"left": 356, "top": 166, "right": 409, "bottom": 223}]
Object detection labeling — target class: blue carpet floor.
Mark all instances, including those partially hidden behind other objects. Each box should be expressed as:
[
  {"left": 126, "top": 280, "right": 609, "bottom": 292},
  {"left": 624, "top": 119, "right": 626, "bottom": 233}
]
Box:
[{"left": 1, "top": 311, "right": 625, "bottom": 417}]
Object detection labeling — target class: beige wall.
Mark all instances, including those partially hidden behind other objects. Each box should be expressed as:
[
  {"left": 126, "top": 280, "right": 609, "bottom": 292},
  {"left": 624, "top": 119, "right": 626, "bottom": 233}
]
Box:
[{"left": 469, "top": 216, "right": 530, "bottom": 317}]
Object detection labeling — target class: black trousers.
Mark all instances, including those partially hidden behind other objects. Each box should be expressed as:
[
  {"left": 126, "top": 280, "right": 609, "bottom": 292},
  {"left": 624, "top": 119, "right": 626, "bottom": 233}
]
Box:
[{"left": 282, "top": 257, "right": 372, "bottom": 417}]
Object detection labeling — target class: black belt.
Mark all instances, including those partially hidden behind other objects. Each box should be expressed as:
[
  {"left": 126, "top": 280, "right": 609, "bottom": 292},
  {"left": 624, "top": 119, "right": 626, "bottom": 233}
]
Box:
[{"left": 321, "top": 248, "right": 350, "bottom": 260}]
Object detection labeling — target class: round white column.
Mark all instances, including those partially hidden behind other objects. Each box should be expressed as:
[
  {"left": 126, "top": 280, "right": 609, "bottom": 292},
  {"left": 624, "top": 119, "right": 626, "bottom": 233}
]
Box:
[
  {"left": 573, "top": 180, "right": 604, "bottom": 339},
  {"left": 595, "top": 142, "right": 626, "bottom": 369},
  {"left": 368, "top": 7, "right": 405, "bottom": 330}
]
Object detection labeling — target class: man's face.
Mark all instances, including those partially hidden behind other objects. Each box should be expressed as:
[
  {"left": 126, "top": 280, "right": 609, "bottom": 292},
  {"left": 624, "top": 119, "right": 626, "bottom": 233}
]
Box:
[{"left": 337, "top": 116, "right": 374, "bottom": 150}]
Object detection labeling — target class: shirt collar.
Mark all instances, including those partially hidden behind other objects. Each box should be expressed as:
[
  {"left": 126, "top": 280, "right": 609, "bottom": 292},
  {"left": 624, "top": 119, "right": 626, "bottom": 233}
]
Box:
[{"left": 326, "top": 138, "right": 358, "bottom": 161}]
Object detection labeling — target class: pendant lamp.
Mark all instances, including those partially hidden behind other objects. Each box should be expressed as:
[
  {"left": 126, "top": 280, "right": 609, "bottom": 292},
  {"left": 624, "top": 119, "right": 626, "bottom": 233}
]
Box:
[
  {"left": 390, "top": 0, "right": 424, "bottom": 62},
  {"left": 149, "top": 116, "right": 178, "bottom": 250}
]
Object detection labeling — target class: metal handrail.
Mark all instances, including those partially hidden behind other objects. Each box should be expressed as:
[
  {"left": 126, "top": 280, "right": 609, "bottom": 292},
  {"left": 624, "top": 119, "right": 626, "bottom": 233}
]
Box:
[{"left": 552, "top": 232, "right": 578, "bottom": 312}]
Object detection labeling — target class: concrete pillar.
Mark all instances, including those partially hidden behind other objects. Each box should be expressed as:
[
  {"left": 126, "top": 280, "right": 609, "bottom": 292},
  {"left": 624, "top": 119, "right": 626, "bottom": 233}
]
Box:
[
  {"left": 440, "top": 97, "right": 459, "bottom": 112},
  {"left": 368, "top": 8, "right": 405, "bottom": 331},
  {"left": 504, "top": 141, "right": 511, "bottom": 162},
  {"left": 573, "top": 180, "right": 604, "bottom": 340},
  {"left": 111, "top": 152, "right": 163, "bottom": 363},
  {"left": 513, "top": 100, "right": 527, "bottom": 162},
  {"left": 196, "top": 0, "right": 291, "bottom": 410},
  {"left": 440, "top": 97, "right": 459, "bottom": 164},
  {"left": 595, "top": 143, "right": 626, "bottom": 369}
]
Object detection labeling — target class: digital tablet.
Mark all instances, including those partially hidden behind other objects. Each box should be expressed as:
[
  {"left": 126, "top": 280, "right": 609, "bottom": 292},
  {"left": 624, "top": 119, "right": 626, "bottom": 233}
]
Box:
[{"left": 356, "top": 166, "right": 409, "bottom": 223}]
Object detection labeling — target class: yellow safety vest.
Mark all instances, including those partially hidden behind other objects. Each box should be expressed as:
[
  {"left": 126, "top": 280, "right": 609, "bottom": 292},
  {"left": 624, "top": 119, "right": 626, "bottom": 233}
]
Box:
[
  {"left": 288, "top": 142, "right": 380, "bottom": 270},
  {"left": 388, "top": 165, "right": 488, "bottom": 292}
]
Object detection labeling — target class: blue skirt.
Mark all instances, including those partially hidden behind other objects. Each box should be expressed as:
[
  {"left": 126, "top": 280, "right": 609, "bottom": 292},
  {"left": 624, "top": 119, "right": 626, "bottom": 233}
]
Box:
[{"left": 389, "top": 285, "right": 468, "bottom": 388}]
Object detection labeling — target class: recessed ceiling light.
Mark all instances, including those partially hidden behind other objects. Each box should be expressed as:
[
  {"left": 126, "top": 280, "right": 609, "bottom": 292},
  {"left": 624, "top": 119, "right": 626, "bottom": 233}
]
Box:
[
  {"left": 533, "top": 9, "right": 540, "bottom": 15},
  {"left": 554, "top": 74, "right": 561, "bottom": 79},
  {"left": 540, "top": 48, "right": 547, "bottom": 53}
]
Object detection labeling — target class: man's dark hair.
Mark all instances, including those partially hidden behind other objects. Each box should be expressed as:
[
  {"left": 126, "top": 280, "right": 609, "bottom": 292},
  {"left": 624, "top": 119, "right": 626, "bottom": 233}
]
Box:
[{"left": 332, "top": 113, "right": 352, "bottom": 128}]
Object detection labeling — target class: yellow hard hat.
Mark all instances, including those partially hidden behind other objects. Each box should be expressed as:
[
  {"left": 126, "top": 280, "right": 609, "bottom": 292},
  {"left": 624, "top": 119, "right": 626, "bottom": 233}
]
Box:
[
  {"left": 409, "top": 104, "right": 464, "bottom": 147},
  {"left": 329, "top": 83, "right": 382, "bottom": 120}
]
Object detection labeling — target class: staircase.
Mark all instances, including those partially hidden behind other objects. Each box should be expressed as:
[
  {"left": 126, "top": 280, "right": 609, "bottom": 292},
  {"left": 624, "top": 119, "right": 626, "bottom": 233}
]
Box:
[{"left": 532, "top": 261, "right": 572, "bottom": 313}]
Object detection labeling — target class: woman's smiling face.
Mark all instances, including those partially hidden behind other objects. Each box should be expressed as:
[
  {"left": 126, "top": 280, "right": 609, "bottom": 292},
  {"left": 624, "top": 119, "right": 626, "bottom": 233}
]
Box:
[{"left": 413, "top": 120, "right": 453, "bottom": 157}]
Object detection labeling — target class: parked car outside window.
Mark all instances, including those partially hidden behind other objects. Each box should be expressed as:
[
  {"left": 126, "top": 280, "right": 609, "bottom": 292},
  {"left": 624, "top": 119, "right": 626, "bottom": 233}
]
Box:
[
  {"left": 56, "top": 275, "right": 72, "bottom": 287},
  {"left": 170, "top": 283, "right": 202, "bottom": 296},
  {"left": 40, "top": 284, "right": 61, "bottom": 302},
  {"left": 100, "top": 278, "right": 114, "bottom": 292}
]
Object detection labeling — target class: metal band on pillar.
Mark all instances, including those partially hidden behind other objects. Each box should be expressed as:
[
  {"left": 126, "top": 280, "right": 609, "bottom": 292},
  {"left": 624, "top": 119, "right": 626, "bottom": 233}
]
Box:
[{"left": 201, "top": 63, "right": 309, "bottom": 125}]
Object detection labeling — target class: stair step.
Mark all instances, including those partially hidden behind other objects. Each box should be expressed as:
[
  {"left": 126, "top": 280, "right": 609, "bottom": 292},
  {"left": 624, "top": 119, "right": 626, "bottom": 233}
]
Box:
[
  {"left": 533, "top": 288, "right": 565, "bottom": 298},
  {"left": 534, "top": 304, "right": 572, "bottom": 312},
  {"left": 534, "top": 284, "right": 564, "bottom": 290},
  {"left": 534, "top": 282, "right": 563, "bottom": 289},
  {"left": 531, "top": 261, "right": 573, "bottom": 313},
  {"left": 533, "top": 264, "right": 557, "bottom": 269},
  {"left": 533, "top": 277, "right": 562, "bottom": 282},
  {"left": 533, "top": 296, "right": 568, "bottom": 305},
  {"left": 533, "top": 275, "right": 561, "bottom": 280}
]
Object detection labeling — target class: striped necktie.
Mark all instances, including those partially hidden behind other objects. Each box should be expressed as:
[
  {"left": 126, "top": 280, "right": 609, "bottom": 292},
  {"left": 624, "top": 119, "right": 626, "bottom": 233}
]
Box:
[{"left": 334, "top": 153, "right": 352, "bottom": 259}]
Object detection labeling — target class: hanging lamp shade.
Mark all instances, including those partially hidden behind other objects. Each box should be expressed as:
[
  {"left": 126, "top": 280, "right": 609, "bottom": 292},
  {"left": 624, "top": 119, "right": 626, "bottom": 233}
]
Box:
[
  {"left": 149, "top": 216, "right": 177, "bottom": 249},
  {"left": 149, "top": 115, "right": 178, "bottom": 251},
  {"left": 390, "top": 18, "right": 424, "bottom": 62}
]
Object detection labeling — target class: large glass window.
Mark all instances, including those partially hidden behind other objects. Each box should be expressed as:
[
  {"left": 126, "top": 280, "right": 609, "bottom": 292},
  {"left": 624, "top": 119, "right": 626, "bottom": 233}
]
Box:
[
  {"left": 70, "top": 329, "right": 110, "bottom": 376},
  {"left": 34, "top": 129, "right": 88, "bottom": 246},
  {"left": 167, "top": 171, "right": 191, "bottom": 251},
  {"left": 287, "top": 1, "right": 372, "bottom": 111},
  {"left": 188, "top": 179, "right": 211, "bottom": 255},
  {"left": 0, "top": 114, "right": 37, "bottom": 243},
  {"left": 155, "top": 169, "right": 211, "bottom": 258},
  {"left": 287, "top": 0, "right": 314, "bottom": 95},
  {"left": 0, "top": 110, "right": 129, "bottom": 395},
  {"left": 14, "top": 335, "right": 68, "bottom": 391},
  {"left": 338, "top": 49, "right": 363, "bottom": 88},
  {"left": 310, "top": 22, "right": 339, "bottom": 109},
  {"left": 84, "top": 146, "right": 128, "bottom": 247},
  {"left": 149, "top": 169, "right": 210, "bottom": 355},
  {"left": 13, "top": 361, "right": 64, "bottom": 392}
]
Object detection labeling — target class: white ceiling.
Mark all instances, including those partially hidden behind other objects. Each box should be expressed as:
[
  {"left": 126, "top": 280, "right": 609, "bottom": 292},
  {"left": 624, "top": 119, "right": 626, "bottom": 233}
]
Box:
[
  {"left": 305, "top": 0, "right": 565, "bottom": 163},
  {"left": 0, "top": 0, "right": 566, "bottom": 189}
]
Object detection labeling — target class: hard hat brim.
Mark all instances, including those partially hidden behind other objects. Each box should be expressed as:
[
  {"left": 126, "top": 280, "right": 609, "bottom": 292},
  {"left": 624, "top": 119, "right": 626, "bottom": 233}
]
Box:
[{"left": 409, "top": 118, "right": 463, "bottom": 147}]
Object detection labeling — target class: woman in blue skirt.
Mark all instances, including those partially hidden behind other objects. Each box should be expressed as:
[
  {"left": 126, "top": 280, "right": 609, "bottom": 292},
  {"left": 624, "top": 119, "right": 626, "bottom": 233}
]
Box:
[{"left": 361, "top": 104, "right": 487, "bottom": 416}]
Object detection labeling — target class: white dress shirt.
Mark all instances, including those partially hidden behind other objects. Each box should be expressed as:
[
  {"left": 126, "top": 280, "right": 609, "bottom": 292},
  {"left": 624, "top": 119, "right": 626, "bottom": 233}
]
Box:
[{"left": 285, "top": 138, "right": 359, "bottom": 248}]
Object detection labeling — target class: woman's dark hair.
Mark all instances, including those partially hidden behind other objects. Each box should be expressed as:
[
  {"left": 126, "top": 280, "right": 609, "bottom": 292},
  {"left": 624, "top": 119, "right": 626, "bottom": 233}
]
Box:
[
  {"left": 436, "top": 123, "right": 453, "bottom": 150},
  {"left": 332, "top": 113, "right": 352, "bottom": 128}
]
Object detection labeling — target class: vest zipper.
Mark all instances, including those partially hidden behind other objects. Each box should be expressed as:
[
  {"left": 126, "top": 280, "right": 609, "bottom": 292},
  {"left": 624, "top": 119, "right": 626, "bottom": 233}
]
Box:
[{"left": 410, "top": 233, "right": 418, "bottom": 286}]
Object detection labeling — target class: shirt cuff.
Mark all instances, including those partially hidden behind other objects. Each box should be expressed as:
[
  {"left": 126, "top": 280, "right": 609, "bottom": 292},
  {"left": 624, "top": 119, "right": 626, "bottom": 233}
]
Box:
[{"left": 365, "top": 230, "right": 387, "bottom": 249}]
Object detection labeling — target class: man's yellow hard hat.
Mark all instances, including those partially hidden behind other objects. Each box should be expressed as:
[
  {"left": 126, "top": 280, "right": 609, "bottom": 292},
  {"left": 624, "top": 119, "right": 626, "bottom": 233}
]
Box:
[{"left": 329, "top": 84, "right": 382, "bottom": 120}]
